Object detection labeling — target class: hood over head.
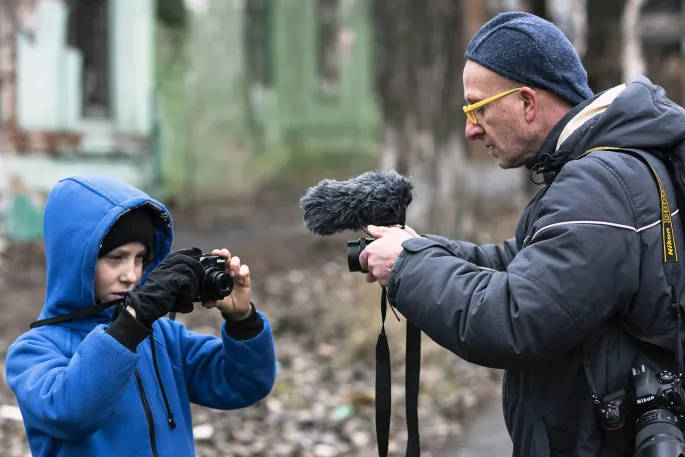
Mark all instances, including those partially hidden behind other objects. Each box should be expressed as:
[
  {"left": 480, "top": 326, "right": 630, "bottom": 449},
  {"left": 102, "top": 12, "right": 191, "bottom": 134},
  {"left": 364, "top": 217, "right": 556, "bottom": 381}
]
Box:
[{"left": 38, "top": 175, "right": 173, "bottom": 332}]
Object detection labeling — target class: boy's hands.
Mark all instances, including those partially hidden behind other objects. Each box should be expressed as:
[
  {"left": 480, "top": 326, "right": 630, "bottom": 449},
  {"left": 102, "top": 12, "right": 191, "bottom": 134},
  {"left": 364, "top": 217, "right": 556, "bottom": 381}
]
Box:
[
  {"left": 127, "top": 248, "right": 205, "bottom": 327},
  {"left": 123, "top": 247, "right": 253, "bottom": 325},
  {"left": 201, "top": 248, "right": 252, "bottom": 321}
]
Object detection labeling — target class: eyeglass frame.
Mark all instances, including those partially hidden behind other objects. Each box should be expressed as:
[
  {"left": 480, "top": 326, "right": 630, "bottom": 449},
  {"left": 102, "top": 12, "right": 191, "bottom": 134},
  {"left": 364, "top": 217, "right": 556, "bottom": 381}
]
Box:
[{"left": 462, "top": 87, "right": 535, "bottom": 125}]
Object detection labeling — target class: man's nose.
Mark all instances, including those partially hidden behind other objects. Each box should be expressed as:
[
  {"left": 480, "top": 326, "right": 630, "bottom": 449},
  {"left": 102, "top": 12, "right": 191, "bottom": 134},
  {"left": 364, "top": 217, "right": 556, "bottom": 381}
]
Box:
[{"left": 465, "top": 120, "right": 484, "bottom": 141}]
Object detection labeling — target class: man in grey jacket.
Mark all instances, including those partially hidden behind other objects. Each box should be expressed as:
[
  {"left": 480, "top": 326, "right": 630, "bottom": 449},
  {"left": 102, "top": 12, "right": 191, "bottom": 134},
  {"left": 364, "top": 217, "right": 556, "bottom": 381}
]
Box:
[{"left": 360, "top": 11, "right": 685, "bottom": 457}]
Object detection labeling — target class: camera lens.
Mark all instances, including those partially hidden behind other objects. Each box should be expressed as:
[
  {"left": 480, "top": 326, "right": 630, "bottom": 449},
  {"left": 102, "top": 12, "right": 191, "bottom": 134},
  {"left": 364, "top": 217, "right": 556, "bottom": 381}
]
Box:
[
  {"left": 347, "top": 237, "right": 375, "bottom": 273},
  {"left": 204, "top": 269, "right": 233, "bottom": 300},
  {"left": 634, "top": 408, "right": 685, "bottom": 457}
]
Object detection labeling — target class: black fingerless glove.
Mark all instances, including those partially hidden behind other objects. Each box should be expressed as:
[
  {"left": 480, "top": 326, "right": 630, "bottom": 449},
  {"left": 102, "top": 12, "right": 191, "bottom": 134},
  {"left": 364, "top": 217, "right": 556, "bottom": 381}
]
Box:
[{"left": 126, "top": 247, "right": 206, "bottom": 328}]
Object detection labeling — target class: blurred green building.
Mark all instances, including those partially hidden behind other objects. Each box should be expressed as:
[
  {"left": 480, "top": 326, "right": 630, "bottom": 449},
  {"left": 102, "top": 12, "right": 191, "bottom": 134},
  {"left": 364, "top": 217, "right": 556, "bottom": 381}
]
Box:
[{"left": 0, "top": 0, "right": 378, "bottom": 243}]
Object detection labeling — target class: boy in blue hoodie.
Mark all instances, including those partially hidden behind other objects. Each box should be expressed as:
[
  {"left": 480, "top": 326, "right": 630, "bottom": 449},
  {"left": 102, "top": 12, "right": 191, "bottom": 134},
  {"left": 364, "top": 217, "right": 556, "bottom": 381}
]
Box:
[{"left": 5, "top": 175, "right": 277, "bottom": 457}]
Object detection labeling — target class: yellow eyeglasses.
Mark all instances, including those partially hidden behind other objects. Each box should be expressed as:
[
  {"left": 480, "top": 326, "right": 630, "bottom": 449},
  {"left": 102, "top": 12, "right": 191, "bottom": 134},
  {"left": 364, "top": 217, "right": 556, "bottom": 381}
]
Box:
[{"left": 463, "top": 87, "right": 534, "bottom": 125}]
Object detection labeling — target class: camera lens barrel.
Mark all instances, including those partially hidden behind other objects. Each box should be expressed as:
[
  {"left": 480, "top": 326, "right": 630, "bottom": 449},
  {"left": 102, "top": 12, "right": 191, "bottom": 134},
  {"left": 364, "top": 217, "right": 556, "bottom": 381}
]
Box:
[
  {"left": 634, "top": 408, "right": 685, "bottom": 457},
  {"left": 203, "top": 269, "right": 233, "bottom": 300},
  {"left": 195, "top": 255, "right": 234, "bottom": 301}
]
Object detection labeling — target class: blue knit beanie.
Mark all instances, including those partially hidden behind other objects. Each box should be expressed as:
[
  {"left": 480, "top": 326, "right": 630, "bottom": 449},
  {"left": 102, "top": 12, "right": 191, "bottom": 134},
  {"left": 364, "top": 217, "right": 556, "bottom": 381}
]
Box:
[{"left": 465, "top": 12, "right": 593, "bottom": 106}]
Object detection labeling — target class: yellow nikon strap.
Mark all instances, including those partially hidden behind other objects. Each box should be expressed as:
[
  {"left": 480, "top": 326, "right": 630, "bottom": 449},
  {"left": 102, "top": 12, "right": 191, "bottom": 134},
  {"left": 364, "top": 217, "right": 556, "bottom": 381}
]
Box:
[
  {"left": 580, "top": 146, "right": 678, "bottom": 265},
  {"left": 578, "top": 146, "right": 683, "bottom": 377}
]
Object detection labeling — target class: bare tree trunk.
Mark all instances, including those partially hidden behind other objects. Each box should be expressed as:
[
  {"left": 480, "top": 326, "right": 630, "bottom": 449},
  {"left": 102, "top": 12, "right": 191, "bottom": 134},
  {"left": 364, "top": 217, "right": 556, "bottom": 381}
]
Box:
[
  {"left": 569, "top": 0, "right": 588, "bottom": 58},
  {"left": 622, "top": 0, "right": 646, "bottom": 82},
  {"left": 640, "top": 0, "right": 684, "bottom": 105},
  {"left": 682, "top": 0, "right": 685, "bottom": 107},
  {"left": 584, "top": 0, "right": 628, "bottom": 92},
  {"left": 521, "top": 0, "right": 547, "bottom": 18},
  {"left": 372, "top": 0, "right": 468, "bottom": 236}
]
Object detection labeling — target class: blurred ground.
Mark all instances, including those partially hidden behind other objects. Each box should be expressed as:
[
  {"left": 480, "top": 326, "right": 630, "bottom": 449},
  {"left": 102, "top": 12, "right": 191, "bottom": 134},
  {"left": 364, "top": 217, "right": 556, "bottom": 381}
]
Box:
[
  {"left": 449, "top": 395, "right": 512, "bottom": 457},
  {"left": 0, "top": 190, "right": 517, "bottom": 457}
]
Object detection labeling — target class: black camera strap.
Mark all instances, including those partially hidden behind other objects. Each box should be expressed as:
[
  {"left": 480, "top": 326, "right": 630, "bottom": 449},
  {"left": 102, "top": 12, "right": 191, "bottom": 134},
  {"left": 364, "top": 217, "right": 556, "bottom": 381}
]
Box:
[
  {"left": 29, "top": 298, "right": 125, "bottom": 329},
  {"left": 376, "top": 289, "right": 392, "bottom": 457},
  {"left": 579, "top": 147, "right": 685, "bottom": 403},
  {"left": 405, "top": 320, "right": 422, "bottom": 455},
  {"left": 376, "top": 287, "right": 421, "bottom": 457}
]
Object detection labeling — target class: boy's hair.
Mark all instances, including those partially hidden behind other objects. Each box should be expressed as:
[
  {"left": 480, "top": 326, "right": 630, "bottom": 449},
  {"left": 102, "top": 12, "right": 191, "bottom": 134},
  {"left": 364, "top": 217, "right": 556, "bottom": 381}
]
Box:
[{"left": 99, "top": 207, "right": 156, "bottom": 259}]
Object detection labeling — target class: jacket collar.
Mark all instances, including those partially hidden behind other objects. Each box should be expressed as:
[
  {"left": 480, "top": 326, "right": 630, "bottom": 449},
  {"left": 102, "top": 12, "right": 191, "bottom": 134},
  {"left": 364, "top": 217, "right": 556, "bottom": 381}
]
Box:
[{"left": 526, "top": 84, "right": 627, "bottom": 177}]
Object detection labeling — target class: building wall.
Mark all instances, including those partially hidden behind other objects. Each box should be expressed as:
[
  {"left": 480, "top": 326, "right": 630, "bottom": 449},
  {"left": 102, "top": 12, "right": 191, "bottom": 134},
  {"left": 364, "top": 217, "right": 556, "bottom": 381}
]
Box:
[
  {"left": 156, "top": 0, "right": 380, "bottom": 203},
  {"left": 1, "top": 0, "right": 157, "bottom": 243}
]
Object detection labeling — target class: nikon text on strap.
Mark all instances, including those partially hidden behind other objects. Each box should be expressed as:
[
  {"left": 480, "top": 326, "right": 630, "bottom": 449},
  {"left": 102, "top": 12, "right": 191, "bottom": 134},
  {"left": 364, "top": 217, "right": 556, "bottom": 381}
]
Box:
[{"left": 376, "top": 288, "right": 421, "bottom": 457}]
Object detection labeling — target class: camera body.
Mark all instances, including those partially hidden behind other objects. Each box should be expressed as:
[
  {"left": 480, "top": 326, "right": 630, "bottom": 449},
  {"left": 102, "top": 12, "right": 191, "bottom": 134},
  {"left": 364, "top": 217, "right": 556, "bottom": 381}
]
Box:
[
  {"left": 597, "top": 364, "right": 685, "bottom": 456},
  {"left": 347, "top": 214, "right": 404, "bottom": 273},
  {"left": 348, "top": 237, "right": 375, "bottom": 273},
  {"left": 195, "top": 254, "right": 233, "bottom": 302}
]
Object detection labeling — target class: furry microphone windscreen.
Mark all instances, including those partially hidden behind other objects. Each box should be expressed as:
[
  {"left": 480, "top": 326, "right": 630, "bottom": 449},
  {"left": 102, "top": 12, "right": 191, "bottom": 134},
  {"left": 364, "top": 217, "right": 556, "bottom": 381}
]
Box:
[{"left": 300, "top": 170, "right": 414, "bottom": 235}]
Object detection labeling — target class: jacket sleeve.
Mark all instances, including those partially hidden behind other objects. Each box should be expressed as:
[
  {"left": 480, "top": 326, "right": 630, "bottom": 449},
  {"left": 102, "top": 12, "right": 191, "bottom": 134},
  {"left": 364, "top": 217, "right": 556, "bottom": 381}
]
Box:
[
  {"left": 422, "top": 234, "right": 518, "bottom": 271},
  {"left": 163, "top": 311, "right": 276, "bottom": 409},
  {"left": 5, "top": 323, "right": 141, "bottom": 439},
  {"left": 387, "top": 158, "right": 641, "bottom": 369}
]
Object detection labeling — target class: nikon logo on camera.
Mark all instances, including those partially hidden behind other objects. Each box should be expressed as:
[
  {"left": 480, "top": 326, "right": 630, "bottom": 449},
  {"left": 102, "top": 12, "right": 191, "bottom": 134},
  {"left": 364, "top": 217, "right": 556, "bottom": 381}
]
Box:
[{"left": 637, "top": 395, "right": 655, "bottom": 405}]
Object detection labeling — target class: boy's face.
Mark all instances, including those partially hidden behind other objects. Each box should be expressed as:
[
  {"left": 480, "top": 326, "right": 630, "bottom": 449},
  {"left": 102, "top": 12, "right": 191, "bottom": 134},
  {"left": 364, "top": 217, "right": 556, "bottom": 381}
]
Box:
[{"left": 94, "top": 242, "right": 147, "bottom": 303}]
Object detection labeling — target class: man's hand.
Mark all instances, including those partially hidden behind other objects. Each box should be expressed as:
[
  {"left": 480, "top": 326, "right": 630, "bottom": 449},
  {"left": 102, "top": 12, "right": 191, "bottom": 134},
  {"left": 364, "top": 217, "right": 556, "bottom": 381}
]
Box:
[
  {"left": 359, "top": 225, "right": 416, "bottom": 287},
  {"left": 400, "top": 224, "right": 419, "bottom": 238},
  {"left": 202, "top": 248, "right": 252, "bottom": 321}
]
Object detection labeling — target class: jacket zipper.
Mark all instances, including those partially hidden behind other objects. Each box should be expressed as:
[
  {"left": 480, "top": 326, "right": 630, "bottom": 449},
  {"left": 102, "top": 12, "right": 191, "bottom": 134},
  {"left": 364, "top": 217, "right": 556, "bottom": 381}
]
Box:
[{"left": 134, "top": 369, "right": 160, "bottom": 457}]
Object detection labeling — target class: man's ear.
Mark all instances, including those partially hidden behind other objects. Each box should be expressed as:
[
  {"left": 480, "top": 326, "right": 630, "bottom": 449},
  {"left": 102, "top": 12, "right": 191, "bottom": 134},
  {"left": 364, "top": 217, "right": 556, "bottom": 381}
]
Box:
[{"left": 520, "top": 87, "right": 537, "bottom": 123}]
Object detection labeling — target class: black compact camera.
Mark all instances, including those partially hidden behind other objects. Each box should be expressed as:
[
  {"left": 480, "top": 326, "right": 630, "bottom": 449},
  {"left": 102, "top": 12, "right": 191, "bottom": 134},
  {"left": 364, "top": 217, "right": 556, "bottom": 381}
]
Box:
[
  {"left": 347, "top": 237, "right": 375, "bottom": 273},
  {"left": 195, "top": 254, "right": 233, "bottom": 302},
  {"left": 597, "top": 364, "right": 685, "bottom": 456},
  {"left": 347, "top": 215, "right": 404, "bottom": 273}
]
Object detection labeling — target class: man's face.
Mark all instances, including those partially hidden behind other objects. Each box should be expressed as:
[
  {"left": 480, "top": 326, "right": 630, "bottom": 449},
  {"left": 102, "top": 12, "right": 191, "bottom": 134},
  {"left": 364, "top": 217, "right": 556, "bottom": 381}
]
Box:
[
  {"left": 94, "top": 242, "right": 147, "bottom": 303},
  {"left": 462, "top": 61, "right": 539, "bottom": 169}
]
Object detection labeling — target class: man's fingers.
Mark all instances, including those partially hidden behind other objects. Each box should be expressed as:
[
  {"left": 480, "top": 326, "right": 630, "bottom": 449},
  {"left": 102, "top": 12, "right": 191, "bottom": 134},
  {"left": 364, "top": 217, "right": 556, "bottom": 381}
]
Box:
[
  {"left": 403, "top": 225, "right": 419, "bottom": 238},
  {"left": 359, "top": 249, "right": 369, "bottom": 270},
  {"left": 366, "top": 225, "right": 389, "bottom": 238},
  {"left": 365, "top": 271, "right": 378, "bottom": 283}
]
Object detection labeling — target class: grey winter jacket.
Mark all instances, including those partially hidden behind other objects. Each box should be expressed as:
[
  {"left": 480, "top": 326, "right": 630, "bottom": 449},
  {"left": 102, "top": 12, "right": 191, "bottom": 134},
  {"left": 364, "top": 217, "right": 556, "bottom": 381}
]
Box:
[{"left": 387, "top": 76, "right": 685, "bottom": 456}]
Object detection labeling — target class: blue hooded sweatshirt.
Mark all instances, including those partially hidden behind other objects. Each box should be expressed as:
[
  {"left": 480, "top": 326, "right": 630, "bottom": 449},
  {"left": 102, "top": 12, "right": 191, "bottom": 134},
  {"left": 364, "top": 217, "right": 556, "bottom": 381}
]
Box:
[{"left": 5, "top": 175, "right": 277, "bottom": 457}]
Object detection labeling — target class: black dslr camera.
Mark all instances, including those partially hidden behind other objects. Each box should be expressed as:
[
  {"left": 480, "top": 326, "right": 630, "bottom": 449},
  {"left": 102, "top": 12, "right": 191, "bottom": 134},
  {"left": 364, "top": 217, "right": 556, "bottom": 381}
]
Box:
[
  {"left": 195, "top": 254, "right": 233, "bottom": 302},
  {"left": 597, "top": 364, "right": 685, "bottom": 456}
]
